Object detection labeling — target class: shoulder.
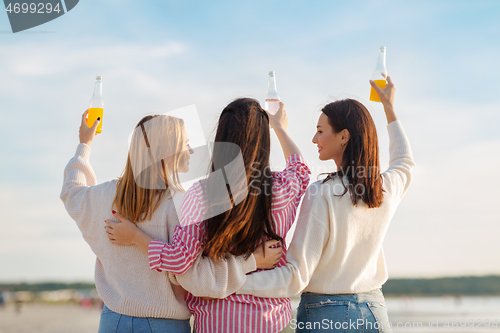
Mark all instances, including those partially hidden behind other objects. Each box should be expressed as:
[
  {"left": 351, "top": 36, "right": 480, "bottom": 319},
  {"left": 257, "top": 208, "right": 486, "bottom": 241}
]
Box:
[
  {"left": 293, "top": 181, "right": 332, "bottom": 228},
  {"left": 183, "top": 180, "right": 205, "bottom": 202},
  {"left": 302, "top": 180, "right": 323, "bottom": 198},
  {"left": 271, "top": 154, "right": 310, "bottom": 177},
  {"left": 179, "top": 181, "right": 207, "bottom": 226},
  {"left": 93, "top": 179, "right": 120, "bottom": 195},
  {"left": 306, "top": 177, "right": 354, "bottom": 211},
  {"left": 301, "top": 181, "right": 330, "bottom": 210},
  {"left": 270, "top": 154, "right": 311, "bottom": 192},
  {"left": 170, "top": 189, "right": 185, "bottom": 208},
  {"left": 314, "top": 176, "right": 350, "bottom": 196}
]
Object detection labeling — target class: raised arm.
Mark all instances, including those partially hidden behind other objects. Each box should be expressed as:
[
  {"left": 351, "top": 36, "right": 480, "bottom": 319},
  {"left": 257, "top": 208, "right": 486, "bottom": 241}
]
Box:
[
  {"left": 271, "top": 153, "right": 311, "bottom": 235},
  {"left": 60, "top": 110, "right": 105, "bottom": 232},
  {"left": 236, "top": 182, "right": 330, "bottom": 298},
  {"left": 267, "top": 102, "right": 301, "bottom": 160},
  {"left": 370, "top": 75, "right": 397, "bottom": 125},
  {"left": 371, "top": 76, "right": 416, "bottom": 199}
]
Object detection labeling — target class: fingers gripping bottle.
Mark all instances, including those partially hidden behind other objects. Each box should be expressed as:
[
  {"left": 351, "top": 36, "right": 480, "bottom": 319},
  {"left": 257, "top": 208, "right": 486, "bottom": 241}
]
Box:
[
  {"left": 369, "top": 46, "right": 388, "bottom": 102},
  {"left": 87, "top": 76, "right": 104, "bottom": 133},
  {"left": 265, "top": 71, "right": 280, "bottom": 115}
]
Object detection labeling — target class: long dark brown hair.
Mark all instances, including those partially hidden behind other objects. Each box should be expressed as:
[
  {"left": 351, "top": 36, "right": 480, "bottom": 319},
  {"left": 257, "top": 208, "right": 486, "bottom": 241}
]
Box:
[
  {"left": 321, "top": 99, "right": 384, "bottom": 208},
  {"left": 204, "top": 98, "right": 282, "bottom": 261}
]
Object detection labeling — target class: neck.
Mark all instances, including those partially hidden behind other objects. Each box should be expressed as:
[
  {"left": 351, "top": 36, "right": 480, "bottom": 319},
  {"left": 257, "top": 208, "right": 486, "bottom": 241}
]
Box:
[{"left": 334, "top": 158, "right": 343, "bottom": 172}]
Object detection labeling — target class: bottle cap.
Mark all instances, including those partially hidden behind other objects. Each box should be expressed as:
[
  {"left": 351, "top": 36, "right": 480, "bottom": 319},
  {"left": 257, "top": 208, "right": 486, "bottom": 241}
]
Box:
[
  {"left": 96, "top": 76, "right": 102, "bottom": 80},
  {"left": 379, "top": 46, "right": 386, "bottom": 51},
  {"left": 269, "top": 71, "right": 275, "bottom": 75}
]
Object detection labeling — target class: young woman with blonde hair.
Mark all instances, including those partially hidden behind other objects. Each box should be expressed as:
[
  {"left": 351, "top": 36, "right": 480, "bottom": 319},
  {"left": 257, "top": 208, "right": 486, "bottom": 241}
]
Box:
[{"left": 61, "top": 111, "right": 279, "bottom": 333}]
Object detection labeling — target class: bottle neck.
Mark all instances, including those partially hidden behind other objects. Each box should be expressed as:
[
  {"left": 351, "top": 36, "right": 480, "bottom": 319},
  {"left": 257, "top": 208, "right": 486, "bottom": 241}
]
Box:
[
  {"left": 372, "top": 50, "right": 387, "bottom": 80},
  {"left": 268, "top": 75, "right": 277, "bottom": 90},
  {"left": 93, "top": 81, "right": 103, "bottom": 98},
  {"left": 377, "top": 51, "right": 386, "bottom": 68},
  {"left": 266, "top": 74, "right": 279, "bottom": 99},
  {"left": 90, "top": 80, "right": 104, "bottom": 108}
]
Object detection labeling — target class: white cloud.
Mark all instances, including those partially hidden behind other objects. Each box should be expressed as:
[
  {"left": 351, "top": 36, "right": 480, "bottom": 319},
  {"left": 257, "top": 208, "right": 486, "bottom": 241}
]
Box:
[{"left": 4, "top": 41, "right": 187, "bottom": 78}]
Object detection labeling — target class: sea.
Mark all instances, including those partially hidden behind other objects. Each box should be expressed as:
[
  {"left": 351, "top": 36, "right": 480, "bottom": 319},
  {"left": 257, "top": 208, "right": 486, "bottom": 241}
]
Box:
[{"left": 282, "top": 295, "right": 500, "bottom": 332}]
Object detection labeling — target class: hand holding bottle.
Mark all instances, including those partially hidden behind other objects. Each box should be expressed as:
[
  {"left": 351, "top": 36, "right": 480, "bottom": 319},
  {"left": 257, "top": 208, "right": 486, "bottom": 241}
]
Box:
[
  {"left": 266, "top": 102, "right": 302, "bottom": 160},
  {"left": 266, "top": 101, "right": 288, "bottom": 131},
  {"left": 80, "top": 109, "right": 101, "bottom": 145},
  {"left": 370, "top": 75, "right": 398, "bottom": 124}
]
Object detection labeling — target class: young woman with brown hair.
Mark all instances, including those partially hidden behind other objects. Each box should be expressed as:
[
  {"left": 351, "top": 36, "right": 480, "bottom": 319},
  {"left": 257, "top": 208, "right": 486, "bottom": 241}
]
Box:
[
  {"left": 234, "top": 77, "right": 415, "bottom": 333},
  {"left": 105, "top": 98, "right": 311, "bottom": 332},
  {"left": 61, "top": 111, "right": 281, "bottom": 333}
]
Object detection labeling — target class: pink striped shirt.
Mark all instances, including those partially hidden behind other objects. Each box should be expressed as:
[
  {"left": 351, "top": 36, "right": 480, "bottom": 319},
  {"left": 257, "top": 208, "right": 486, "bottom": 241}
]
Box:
[{"left": 148, "top": 154, "right": 310, "bottom": 333}]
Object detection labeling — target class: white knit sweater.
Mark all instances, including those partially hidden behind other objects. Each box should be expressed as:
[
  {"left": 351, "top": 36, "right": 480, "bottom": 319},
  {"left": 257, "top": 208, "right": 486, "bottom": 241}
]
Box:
[
  {"left": 236, "top": 120, "right": 415, "bottom": 297},
  {"left": 60, "top": 143, "right": 256, "bottom": 318}
]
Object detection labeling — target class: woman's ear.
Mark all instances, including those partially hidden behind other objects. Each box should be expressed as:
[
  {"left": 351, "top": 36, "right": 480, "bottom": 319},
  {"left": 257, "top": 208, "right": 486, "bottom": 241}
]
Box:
[{"left": 341, "top": 129, "right": 350, "bottom": 143}]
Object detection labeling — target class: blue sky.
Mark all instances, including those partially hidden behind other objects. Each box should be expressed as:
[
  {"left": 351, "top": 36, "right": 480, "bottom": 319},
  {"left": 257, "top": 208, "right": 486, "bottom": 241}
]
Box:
[{"left": 0, "top": 0, "right": 499, "bottom": 282}]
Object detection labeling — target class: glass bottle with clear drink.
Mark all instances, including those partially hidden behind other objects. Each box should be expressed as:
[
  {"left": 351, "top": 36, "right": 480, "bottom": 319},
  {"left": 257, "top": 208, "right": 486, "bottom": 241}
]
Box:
[
  {"left": 369, "top": 46, "right": 388, "bottom": 102},
  {"left": 87, "top": 76, "right": 104, "bottom": 134},
  {"left": 265, "top": 71, "right": 280, "bottom": 115}
]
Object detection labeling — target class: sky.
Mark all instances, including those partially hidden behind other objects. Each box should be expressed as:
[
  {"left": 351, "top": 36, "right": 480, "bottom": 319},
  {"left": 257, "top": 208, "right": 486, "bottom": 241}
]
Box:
[{"left": 0, "top": 0, "right": 499, "bottom": 282}]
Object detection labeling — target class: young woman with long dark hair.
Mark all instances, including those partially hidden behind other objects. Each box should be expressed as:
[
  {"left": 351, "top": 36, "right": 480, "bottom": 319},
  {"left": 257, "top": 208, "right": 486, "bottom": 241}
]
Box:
[
  {"left": 105, "top": 98, "right": 311, "bottom": 332},
  {"left": 234, "top": 77, "right": 415, "bottom": 333}
]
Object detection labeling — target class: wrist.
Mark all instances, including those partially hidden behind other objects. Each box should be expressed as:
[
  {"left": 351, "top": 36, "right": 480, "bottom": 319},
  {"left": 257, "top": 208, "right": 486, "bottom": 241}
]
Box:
[
  {"left": 132, "top": 227, "right": 144, "bottom": 246},
  {"left": 383, "top": 104, "right": 394, "bottom": 112},
  {"left": 242, "top": 253, "right": 257, "bottom": 273},
  {"left": 272, "top": 126, "right": 287, "bottom": 134},
  {"left": 384, "top": 106, "right": 398, "bottom": 123},
  {"left": 135, "top": 230, "right": 154, "bottom": 253}
]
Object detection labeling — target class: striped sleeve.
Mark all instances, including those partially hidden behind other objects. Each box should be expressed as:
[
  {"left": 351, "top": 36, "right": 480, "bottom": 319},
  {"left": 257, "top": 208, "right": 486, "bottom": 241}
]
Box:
[
  {"left": 271, "top": 154, "right": 310, "bottom": 208},
  {"left": 270, "top": 154, "right": 311, "bottom": 236},
  {"left": 148, "top": 183, "right": 207, "bottom": 274}
]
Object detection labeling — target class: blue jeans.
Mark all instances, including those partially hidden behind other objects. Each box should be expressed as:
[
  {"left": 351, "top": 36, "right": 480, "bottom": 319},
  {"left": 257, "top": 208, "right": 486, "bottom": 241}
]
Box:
[
  {"left": 98, "top": 304, "right": 191, "bottom": 333},
  {"left": 295, "top": 288, "right": 392, "bottom": 333}
]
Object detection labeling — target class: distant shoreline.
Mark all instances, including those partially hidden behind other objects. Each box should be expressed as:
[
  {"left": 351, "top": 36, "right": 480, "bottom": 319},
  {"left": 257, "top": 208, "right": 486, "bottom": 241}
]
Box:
[{"left": 2, "top": 275, "right": 500, "bottom": 296}]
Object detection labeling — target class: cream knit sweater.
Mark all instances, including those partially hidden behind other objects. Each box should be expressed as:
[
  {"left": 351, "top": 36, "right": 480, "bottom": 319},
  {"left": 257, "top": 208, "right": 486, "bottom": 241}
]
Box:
[
  {"left": 236, "top": 120, "right": 415, "bottom": 298},
  {"left": 60, "top": 143, "right": 256, "bottom": 318}
]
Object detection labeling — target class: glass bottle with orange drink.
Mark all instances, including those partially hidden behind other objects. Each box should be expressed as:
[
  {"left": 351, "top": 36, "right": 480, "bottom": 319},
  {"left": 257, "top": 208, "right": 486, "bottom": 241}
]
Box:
[
  {"left": 369, "top": 46, "right": 387, "bottom": 102},
  {"left": 86, "top": 76, "right": 104, "bottom": 133}
]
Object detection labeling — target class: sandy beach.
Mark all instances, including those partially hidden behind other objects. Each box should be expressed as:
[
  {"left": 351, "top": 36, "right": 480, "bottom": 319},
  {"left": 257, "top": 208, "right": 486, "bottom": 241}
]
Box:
[
  {"left": 2, "top": 296, "right": 500, "bottom": 333},
  {"left": 0, "top": 303, "right": 101, "bottom": 333}
]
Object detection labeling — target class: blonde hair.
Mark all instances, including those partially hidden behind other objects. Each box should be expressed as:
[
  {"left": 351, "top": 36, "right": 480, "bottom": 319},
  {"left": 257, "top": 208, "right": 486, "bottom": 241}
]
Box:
[{"left": 113, "top": 115, "right": 188, "bottom": 223}]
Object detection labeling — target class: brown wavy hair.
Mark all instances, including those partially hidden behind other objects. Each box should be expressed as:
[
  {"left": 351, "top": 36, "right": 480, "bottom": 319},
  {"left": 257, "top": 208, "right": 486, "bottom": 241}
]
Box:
[
  {"left": 204, "top": 98, "right": 282, "bottom": 261},
  {"left": 321, "top": 99, "right": 384, "bottom": 208},
  {"left": 113, "top": 115, "right": 188, "bottom": 222}
]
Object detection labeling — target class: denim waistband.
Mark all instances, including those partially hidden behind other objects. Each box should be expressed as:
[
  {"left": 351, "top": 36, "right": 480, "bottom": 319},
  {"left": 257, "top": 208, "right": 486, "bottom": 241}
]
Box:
[{"left": 301, "top": 288, "right": 386, "bottom": 303}]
